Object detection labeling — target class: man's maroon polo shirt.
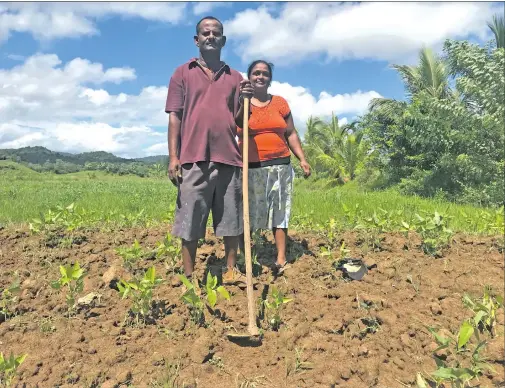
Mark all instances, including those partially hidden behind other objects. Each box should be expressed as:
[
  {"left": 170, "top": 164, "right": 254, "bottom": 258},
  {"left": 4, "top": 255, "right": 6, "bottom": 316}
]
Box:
[{"left": 165, "top": 58, "right": 244, "bottom": 167}]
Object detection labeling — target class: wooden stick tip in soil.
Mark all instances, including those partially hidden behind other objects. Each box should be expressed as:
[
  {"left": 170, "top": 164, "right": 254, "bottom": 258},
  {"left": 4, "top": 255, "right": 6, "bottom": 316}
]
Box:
[{"left": 226, "top": 330, "right": 262, "bottom": 347}]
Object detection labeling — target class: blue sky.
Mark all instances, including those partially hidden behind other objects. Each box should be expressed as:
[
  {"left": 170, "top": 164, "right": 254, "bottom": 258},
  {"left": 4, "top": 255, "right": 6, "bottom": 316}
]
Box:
[{"left": 0, "top": 1, "right": 502, "bottom": 158}]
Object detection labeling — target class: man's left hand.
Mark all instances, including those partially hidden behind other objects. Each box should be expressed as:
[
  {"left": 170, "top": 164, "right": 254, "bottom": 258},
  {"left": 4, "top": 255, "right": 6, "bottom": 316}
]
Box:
[{"left": 239, "top": 79, "right": 254, "bottom": 100}]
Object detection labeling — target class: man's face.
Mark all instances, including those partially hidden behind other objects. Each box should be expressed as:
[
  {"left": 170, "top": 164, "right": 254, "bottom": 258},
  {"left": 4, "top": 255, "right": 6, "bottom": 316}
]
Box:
[{"left": 194, "top": 19, "right": 226, "bottom": 54}]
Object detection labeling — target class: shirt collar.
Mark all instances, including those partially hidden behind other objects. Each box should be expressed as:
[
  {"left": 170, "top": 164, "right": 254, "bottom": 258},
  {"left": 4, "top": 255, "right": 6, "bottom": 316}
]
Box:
[{"left": 188, "top": 58, "right": 230, "bottom": 74}]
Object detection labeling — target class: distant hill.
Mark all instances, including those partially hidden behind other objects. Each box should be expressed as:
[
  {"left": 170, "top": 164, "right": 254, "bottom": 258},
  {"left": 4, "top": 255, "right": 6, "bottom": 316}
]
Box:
[
  {"left": 0, "top": 146, "right": 167, "bottom": 166},
  {"left": 134, "top": 155, "right": 168, "bottom": 164}
]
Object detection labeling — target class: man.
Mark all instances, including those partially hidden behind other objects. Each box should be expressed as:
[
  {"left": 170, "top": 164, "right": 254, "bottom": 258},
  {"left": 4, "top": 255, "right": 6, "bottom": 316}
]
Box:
[{"left": 165, "top": 16, "right": 254, "bottom": 285}]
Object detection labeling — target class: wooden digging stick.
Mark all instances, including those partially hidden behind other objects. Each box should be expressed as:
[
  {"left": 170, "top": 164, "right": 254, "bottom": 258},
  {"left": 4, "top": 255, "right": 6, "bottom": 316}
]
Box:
[{"left": 241, "top": 96, "right": 260, "bottom": 337}]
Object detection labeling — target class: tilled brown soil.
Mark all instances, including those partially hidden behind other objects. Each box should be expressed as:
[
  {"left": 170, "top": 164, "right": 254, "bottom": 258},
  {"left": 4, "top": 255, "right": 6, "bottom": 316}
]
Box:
[{"left": 0, "top": 226, "right": 504, "bottom": 388}]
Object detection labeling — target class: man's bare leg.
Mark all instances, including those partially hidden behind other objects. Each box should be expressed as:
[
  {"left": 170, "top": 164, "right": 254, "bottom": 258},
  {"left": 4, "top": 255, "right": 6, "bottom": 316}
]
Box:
[
  {"left": 223, "top": 235, "right": 249, "bottom": 284},
  {"left": 224, "top": 236, "right": 239, "bottom": 269},
  {"left": 238, "top": 233, "right": 245, "bottom": 257},
  {"left": 182, "top": 239, "right": 198, "bottom": 277}
]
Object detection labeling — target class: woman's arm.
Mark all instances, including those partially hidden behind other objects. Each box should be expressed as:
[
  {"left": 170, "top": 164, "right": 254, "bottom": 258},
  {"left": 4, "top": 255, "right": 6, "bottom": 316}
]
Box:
[{"left": 285, "top": 113, "right": 311, "bottom": 177}]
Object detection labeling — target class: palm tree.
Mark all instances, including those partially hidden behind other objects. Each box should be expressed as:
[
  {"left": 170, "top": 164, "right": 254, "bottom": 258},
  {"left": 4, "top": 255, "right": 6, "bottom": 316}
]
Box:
[
  {"left": 337, "top": 130, "right": 368, "bottom": 180},
  {"left": 303, "top": 114, "right": 367, "bottom": 181},
  {"left": 488, "top": 14, "right": 505, "bottom": 49},
  {"left": 368, "top": 47, "right": 450, "bottom": 121}
]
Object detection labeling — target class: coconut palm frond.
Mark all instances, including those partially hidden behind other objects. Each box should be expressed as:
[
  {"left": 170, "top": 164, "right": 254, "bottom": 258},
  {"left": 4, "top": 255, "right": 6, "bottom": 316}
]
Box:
[
  {"left": 488, "top": 14, "right": 505, "bottom": 49},
  {"left": 418, "top": 47, "right": 449, "bottom": 99}
]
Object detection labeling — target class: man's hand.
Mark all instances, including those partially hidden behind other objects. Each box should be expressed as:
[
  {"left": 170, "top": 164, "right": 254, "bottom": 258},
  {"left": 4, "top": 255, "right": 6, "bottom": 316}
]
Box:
[
  {"left": 168, "top": 157, "right": 182, "bottom": 186},
  {"left": 300, "top": 160, "right": 311, "bottom": 178},
  {"left": 239, "top": 79, "right": 254, "bottom": 100}
]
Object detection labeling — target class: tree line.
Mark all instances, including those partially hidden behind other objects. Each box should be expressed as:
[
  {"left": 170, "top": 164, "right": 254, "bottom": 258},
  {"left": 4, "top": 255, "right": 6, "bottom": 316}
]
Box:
[
  {"left": 2, "top": 16, "right": 503, "bottom": 206},
  {"left": 300, "top": 15, "right": 504, "bottom": 207}
]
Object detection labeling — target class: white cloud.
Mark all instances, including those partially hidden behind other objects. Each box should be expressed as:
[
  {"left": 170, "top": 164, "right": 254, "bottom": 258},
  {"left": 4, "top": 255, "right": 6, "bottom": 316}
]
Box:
[
  {"left": 0, "top": 53, "right": 161, "bottom": 126},
  {"left": 6, "top": 54, "right": 25, "bottom": 61},
  {"left": 80, "top": 89, "right": 111, "bottom": 106},
  {"left": 225, "top": 2, "right": 501, "bottom": 64},
  {"left": 1, "top": 54, "right": 380, "bottom": 157},
  {"left": 270, "top": 81, "right": 381, "bottom": 128},
  {"left": 145, "top": 142, "right": 168, "bottom": 155},
  {"left": 192, "top": 2, "right": 231, "bottom": 16},
  {"left": 239, "top": 72, "right": 381, "bottom": 130},
  {"left": 0, "top": 2, "right": 187, "bottom": 43},
  {"left": 0, "top": 122, "right": 164, "bottom": 158}
]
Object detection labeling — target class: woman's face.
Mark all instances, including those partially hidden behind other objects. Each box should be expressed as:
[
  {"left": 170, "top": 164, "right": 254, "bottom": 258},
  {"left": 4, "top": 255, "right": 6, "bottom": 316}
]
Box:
[{"left": 249, "top": 63, "right": 271, "bottom": 92}]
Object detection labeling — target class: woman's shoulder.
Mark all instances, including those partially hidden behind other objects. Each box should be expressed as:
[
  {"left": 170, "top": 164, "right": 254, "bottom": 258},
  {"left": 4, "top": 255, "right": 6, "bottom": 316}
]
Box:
[
  {"left": 270, "top": 95, "right": 288, "bottom": 104},
  {"left": 270, "top": 95, "right": 291, "bottom": 116}
]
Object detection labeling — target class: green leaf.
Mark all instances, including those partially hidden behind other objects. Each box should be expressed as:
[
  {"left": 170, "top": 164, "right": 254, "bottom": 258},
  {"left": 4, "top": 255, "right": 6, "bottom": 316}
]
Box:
[
  {"left": 428, "top": 327, "right": 451, "bottom": 346},
  {"left": 50, "top": 280, "right": 61, "bottom": 290},
  {"left": 217, "top": 286, "right": 230, "bottom": 301},
  {"left": 178, "top": 274, "right": 193, "bottom": 290},
  {"left": 474, "top": 310, "right": 486, "bottom": 325},
  {"left": 433, "top": 355, "right": 446, "bottom": 368},
  {"left": 416, "top": 373, "right": 429, "bottom": 388},
  {"left": 207, "top": 290, "right": 217, "bottom": 308},
  {"left": 431, "top": 367, "right": 457, "bottom": 380},
  {"left": 206, "top": 272, "right": 214, "bottom": 292},
  {"left": 7, "top": 282, "right": 20, "bottom": 294},
  {"left": 462, "top": 294, "right": 475, "bottom": 308},
  {"left": 182, "top": 289, "right": 200, "bottom": 306},
  {"left": 475, "top": 361, "right": 496, "bottom": 374},
  {"left": 145, "top": 266, "right": 155, "bottom": 283},
  {"left": 59, "top": 265, "right": 67, "bottom": 278},
  {"left": 433, "top": 343, "right": 450, "bottom": 353},
  {"left": 458, "top": 320, "right": 474, "bottom": 349},
  {"left": 475, "top": 302, "right": 489, "bottom": 311},
  {"left": 128, "top": 282, "right": 139, "bottom": 290},
  {"left": 451, "top": 367, "right": 475, "bottom": 381}
]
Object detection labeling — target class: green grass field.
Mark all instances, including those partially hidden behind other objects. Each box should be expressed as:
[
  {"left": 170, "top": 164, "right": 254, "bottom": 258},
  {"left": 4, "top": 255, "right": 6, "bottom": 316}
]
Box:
[{"left": 0, "top": 160, "right": 502, "bottom": 234}]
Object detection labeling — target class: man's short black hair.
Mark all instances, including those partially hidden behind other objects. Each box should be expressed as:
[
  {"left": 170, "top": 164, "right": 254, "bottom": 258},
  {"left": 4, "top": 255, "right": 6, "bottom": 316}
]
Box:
[{"left": 195, "top": 16, "right": 224, "bottom": 34}]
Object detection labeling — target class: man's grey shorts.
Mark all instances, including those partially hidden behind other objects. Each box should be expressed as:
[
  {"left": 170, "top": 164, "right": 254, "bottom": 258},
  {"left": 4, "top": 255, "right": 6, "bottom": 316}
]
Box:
[{"left": 172, "top": 161, "right": 244, "bottom": 241}]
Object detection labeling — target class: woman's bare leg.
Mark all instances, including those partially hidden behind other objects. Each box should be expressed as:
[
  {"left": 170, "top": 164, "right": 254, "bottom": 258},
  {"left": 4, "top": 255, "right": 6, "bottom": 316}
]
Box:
[{"left": 272, "top": 227, "right": 287, "bottom": 266}]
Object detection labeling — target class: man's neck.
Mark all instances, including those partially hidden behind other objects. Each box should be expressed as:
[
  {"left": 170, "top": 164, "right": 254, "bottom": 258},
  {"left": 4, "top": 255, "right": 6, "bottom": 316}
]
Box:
[{"left": 199, "top": 53, "right": 222, "bottom": 71}]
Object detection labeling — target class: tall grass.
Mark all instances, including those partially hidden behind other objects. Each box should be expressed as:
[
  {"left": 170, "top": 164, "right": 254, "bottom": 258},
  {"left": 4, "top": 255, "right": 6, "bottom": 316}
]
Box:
[
  {"left": 293, "top": 178, "right": 498, "bottom": 232},
  {"left": 0, "top": 161, "right": 502, "bottom": 234}
]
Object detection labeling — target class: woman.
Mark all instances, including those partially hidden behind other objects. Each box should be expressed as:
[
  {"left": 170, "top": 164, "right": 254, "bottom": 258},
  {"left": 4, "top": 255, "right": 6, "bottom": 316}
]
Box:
[{"left": 236, "top": 60, "right": 311, "bottom": 275}]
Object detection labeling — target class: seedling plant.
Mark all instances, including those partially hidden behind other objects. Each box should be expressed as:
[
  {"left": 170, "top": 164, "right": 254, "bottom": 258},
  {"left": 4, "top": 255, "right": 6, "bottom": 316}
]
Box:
[
  {"left": 0, "top": 274, "right": 20, "bottom": 322},
  {"left": 462, "top": 285, "right": 504, "bottom": 337},
  {"left": 29, "top": 203, "right": 96, "bottom": 234},
  {"left": 50, "top": 262, "right": 86, "bottom": 316},
  {"left": 178, "top": 272, "right": 231, "bottom": 326},
  {"left": 155, "top": 232, "right": 182, "bottom": 272},
  {"left": 117, "top": 266, "right": 163, "bottom": 325},
  {"left": 417, "top": 288, "right": 503, "bottom": 388},
  {"left": 413, "top": 211, "right": 453, "bottom": 256},
  {"left": 262, "top": 287, "right": 292, "bottom": 331},
  {"left": 355, "top": 208, "right": 391, "bottom": 251},
  {"left": 417, "top": 322, "right": 495, "bottom": 388},
  {"left": 0, "top": 352, "right": 27, "bottom": 387},
  {"left": 115, "top": 240, "right": 147, "bottom": 272}
]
